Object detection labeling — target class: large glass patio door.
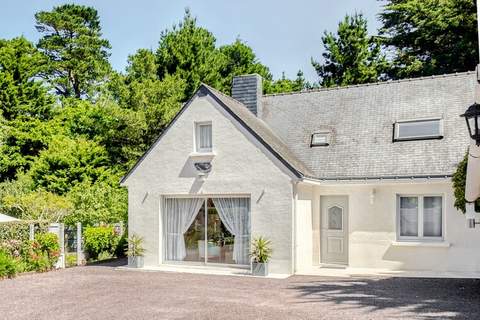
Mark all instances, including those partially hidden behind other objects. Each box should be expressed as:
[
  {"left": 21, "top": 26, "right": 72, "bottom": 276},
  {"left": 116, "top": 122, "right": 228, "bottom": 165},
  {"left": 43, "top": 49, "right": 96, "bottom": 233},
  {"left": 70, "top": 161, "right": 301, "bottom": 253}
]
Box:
[{"left": 164, "top": 197, "right": 250, "bottom": 266}]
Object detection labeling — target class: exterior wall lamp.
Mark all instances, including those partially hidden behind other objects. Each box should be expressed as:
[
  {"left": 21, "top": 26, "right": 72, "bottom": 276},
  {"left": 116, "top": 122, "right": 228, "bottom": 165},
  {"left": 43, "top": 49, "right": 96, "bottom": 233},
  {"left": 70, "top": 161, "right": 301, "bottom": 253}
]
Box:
[{"left": 461, "top": 103, "right": 480, "bottom": 228}]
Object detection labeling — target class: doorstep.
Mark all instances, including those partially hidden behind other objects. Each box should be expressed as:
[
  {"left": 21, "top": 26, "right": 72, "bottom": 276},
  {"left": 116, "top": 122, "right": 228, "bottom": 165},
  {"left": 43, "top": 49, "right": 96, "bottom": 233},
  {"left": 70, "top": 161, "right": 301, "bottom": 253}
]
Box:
[
  {"left": 297, "top": 267, "right": 480, "bottom": 279},
  {"left": 116, "top": 264, "right": 291, "bottom": 279}
]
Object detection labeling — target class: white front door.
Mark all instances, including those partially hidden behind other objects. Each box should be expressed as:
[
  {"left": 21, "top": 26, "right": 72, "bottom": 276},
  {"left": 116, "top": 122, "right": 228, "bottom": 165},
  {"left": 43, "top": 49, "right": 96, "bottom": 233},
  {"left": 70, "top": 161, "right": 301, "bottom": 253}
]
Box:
[{"left": 320, "top": 195, "right": 348, "bottom": 265}]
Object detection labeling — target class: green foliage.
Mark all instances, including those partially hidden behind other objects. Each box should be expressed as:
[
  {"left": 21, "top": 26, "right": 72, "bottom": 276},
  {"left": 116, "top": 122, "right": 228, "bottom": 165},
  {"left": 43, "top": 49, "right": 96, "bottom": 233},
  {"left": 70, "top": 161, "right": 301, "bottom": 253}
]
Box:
[
  {"left": 64, "top": 176, "right": 127, "bottom": 227},
  {"left": 0, "top": 250, "right": 17, "bottom": 278},
  {"left": 35, "top": 4, "right": 111, "bottom": 98},
  {"left": 29, "top": 136, "right": 109, "bottom": 194},
  {"left": 0, "top": 37, "right": 53, "bottom": 121},
  {"left": 65, "top": 252, "right": 77, "bottom": 267},
  {"left": 379, "top": 0, "right": 478, "bottom": 78},
  {"left": 452, "top": 152, "right": 480, "bottom": 213},
  {"left": 250, "top": 236, "right": 272, "bottom": 263},
  {"left": 312, "top": 13, "right": 389, "bottom": 87},
  {"left": 126, "top": 234, "right": 145, "bottom": 257},
  {"left": 83, "top": 226, "right": 120, "bottom": 260},
  {"left": 35, "top": 232, "right": 59, "bottom": 254},
  {"left": 56, "top": 98, "right": 146, "bottom": 168},
  {"left": 0, "top": 221, "right": 31, "bottom": 242}
]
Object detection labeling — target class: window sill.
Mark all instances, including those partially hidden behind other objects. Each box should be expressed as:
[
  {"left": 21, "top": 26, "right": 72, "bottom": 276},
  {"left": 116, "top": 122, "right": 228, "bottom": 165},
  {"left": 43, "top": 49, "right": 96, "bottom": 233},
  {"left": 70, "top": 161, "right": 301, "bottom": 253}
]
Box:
[
  {"left": 189, "top": 152, "right": 216, "bottom": 158},
  {"left": 391, "top": 241, "right": 451, "bottom": 248}
]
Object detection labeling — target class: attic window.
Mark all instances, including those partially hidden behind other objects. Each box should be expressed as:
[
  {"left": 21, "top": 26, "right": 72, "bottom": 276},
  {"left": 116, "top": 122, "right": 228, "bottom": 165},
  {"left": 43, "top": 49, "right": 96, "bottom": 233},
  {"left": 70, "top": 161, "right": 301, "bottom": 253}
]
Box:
[
  {"left": 311, "top": 132, "right": 330, "bottom": 147},
  {"left": 195, "top": 122, "right": 212, "bottom": 152},
  {"left": 393, "top": 118, "right": 443, "bottom": 142}
]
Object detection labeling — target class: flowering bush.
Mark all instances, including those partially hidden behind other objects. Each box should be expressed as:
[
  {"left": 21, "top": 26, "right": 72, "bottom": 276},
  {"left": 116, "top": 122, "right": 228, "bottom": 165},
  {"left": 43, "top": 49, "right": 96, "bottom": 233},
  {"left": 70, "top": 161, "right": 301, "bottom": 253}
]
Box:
[{"left": 20, "top": 233, "right": 60, "bottom": 272}]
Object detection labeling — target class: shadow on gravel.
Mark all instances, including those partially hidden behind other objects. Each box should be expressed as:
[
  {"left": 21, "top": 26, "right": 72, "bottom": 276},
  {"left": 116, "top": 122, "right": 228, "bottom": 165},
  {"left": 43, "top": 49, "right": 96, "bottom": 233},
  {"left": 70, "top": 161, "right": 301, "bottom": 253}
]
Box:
[
  {"left": 86, "top": 258, "right": 127, "bottom": 267},
  {"left": 289, "top": 277, "right": 480, "bottom": 319}
]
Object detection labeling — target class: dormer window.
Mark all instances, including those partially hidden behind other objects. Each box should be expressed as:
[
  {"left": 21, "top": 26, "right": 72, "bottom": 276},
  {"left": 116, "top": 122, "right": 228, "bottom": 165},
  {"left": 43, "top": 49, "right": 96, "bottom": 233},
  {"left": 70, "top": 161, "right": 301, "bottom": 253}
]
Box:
[
  {"left": 311, "top": 132, "right": 330, "bottom": 147},
  {"left": 195, "top": 122, "right": 212, "bottom": 152},
  {"left": 393, "top": 118, "right": 443, "bottom": 142}
]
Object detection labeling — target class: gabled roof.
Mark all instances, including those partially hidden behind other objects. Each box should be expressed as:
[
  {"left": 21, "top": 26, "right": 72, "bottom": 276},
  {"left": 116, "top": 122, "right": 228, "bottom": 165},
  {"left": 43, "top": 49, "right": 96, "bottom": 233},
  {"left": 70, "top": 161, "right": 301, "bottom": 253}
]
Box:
[
  {"left": 120, "top": 83, "right": 312, "bottom": 184},
  {"left": 262, "top": 71, "right": 476, "bottom": 179}
]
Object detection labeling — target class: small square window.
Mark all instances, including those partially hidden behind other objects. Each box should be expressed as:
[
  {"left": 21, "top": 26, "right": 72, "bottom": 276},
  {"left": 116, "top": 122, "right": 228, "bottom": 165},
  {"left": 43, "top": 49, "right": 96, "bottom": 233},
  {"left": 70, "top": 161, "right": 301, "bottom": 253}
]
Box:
[
  {"left": 394, "top": 118, "right": 443, "bottom": 142},
  {"left": 311, "top": 132, "right": 330, "bottom": 147},
  {"left": 195, "top": 122, "right": 212, "bottom": 152}
]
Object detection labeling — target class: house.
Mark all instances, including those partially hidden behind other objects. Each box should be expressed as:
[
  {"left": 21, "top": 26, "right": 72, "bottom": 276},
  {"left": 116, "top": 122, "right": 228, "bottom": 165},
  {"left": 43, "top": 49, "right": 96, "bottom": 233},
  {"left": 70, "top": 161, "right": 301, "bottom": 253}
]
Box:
[{"left": 120, "top": 71, "right": 480, "bottom": 275}]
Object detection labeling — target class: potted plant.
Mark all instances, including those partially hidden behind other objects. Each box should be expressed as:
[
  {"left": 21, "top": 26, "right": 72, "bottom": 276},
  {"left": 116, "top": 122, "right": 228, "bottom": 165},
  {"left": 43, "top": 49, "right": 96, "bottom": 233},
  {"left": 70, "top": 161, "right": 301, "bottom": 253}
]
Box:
[
  {"left": 250, "top": 236, "right": 272, "bottom": 276},
  {"left": 126, "top": 234, "right": 145, "bottom": 268}
]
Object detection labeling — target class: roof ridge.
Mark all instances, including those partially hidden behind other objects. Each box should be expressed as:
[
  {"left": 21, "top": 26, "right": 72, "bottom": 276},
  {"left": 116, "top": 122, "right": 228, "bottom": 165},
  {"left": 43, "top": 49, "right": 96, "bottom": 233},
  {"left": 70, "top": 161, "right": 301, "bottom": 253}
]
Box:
[{"left": 263, "top": 70, "right": 476, "bottom": 97}]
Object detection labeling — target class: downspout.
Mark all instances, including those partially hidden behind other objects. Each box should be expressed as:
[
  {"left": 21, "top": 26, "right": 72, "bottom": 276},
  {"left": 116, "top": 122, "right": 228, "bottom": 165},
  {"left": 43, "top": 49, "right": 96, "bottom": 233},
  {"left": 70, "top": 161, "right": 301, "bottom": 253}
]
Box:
[{"left": 291, "top": 180, "right": 299, "bottom": 274}]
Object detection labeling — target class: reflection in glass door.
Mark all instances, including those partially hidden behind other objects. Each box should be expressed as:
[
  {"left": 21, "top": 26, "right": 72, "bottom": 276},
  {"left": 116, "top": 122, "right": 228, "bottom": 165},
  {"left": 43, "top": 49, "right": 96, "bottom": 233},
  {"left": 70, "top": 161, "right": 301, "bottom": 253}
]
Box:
[
  {"left": 206, "top": 198, "right": 235, "bottom": 264},
  {"left": 164, "top": 197, "right": 250, "bottom": 266},
  {"left": 183, "top": 201, "right": 205, "bottom": 262}
]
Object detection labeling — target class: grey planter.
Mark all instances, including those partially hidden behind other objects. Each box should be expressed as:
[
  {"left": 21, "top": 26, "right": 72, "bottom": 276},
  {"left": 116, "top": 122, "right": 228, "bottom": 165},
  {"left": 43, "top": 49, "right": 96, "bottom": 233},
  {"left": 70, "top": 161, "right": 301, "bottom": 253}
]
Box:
[
  {"left": 252, "top": 262, "right": 268, "bottom": 276},
  {"left": 128, "top": 256, "right": 144, "bottom": 268}
]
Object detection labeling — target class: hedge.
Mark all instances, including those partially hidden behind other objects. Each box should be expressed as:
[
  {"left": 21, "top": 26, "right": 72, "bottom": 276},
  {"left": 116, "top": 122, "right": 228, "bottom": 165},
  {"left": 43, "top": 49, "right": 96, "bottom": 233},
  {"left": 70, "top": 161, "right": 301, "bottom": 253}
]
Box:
[{"left": 0, "top": 220, "right": 48, "bottom": 242}]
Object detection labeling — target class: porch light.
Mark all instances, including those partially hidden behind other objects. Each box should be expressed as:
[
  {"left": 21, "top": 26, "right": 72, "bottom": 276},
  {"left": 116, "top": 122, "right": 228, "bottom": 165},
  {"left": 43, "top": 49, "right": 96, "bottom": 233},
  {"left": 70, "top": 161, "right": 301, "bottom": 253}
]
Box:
[
  {"left": 194, "top": 162, "right": 212, "bottom": 180},
  {"left": 460, "top": 103, "right": 480, "bottom": 146}
]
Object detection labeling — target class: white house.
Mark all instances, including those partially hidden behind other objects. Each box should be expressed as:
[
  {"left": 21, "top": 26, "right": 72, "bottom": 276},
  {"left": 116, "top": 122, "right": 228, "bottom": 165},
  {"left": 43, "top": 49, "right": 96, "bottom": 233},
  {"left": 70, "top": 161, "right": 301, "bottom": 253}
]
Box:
[{"left": 121, "top": 71, "right": 480, "bottom": 275}]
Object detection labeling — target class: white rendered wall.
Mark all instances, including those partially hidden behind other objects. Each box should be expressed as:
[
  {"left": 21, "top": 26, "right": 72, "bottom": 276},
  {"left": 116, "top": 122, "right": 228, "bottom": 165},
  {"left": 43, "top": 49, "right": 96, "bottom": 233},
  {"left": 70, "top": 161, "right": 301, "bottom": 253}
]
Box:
[
  {"left": 123, "top": 94, "right": 295, "bottom": 274},
  {"left": 296, "top": 181, "right": 480, "bottom": 273}
]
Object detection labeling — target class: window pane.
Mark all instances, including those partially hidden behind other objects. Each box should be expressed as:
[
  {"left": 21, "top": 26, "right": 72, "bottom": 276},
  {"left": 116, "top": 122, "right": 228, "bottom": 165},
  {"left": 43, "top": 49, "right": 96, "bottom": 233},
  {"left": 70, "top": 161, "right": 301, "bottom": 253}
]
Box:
[
  {"left": 423, "top": 196, "right": 442, "bottom": 237},
  {"left": 400, "top": 197, "right": 418, "bottom": 236},
  {"left": 328, "top": 206, "right": 343, "bottom": 230},
  {"left": 197, "top": 124, "right": 212, "bottom": 150},
  {"left": 311, "top": 133, "right": 329, "bottom": 146},
  {"left": 397, "top": 120, "right": 440, "bottom": 139}
]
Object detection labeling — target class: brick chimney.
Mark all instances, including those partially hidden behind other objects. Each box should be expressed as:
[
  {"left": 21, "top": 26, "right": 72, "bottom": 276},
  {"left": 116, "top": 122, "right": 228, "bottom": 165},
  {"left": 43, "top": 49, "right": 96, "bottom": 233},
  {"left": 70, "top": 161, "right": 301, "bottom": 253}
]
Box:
[{"left": 232, "top": 74, "right": 262, "bottom": 116}]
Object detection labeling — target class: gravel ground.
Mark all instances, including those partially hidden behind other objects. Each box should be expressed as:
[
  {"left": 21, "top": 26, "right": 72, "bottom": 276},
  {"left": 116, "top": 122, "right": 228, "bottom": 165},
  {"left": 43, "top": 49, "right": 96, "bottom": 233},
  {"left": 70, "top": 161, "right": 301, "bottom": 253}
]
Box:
[{"left": 1, "top": 260, "right": 480, "bottom": 320}]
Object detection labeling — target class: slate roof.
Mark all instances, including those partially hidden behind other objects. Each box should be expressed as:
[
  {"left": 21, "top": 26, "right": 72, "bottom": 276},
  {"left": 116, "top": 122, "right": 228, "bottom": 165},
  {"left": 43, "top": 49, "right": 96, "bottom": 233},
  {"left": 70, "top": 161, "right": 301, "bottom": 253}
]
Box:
[
  {"left": 203, "top": 84, "right": 314, "bottom": 177},
  {"left": 261, "top": 72, "right": 477, "bottom": 179}
]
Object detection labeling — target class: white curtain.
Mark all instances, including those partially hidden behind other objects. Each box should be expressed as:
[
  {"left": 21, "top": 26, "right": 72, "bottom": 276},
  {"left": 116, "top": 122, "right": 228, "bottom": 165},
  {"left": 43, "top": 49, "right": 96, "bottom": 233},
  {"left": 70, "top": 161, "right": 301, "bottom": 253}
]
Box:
[
  {"left": 400, "top": 197, "right": 418, "bottom": 237},
  {"left": 212, "top": 198, "right": 250, "bottom": 265},
  {"left": 164, "top": 198, "right": 204, "bottom": 261},
  {"left": 423, "top": 196, "right": 442, "bottom": 237}
]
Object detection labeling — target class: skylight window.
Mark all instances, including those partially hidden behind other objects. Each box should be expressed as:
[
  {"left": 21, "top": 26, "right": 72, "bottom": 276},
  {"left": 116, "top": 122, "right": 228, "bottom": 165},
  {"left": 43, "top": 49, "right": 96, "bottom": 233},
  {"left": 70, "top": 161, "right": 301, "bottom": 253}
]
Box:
[
  {"left": 311, "top": 132, "right": 330, "bottom": 147},
  {"left": 393, "top": 118, "right": 443, "bottom": 142}
]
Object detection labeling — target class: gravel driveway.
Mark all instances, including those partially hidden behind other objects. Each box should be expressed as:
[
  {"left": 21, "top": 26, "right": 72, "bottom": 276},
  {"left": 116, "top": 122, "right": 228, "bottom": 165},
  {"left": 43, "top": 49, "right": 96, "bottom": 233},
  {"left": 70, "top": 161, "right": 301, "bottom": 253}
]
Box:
[{"left": 1, "top": 261, "right": 480, "bottom": 320}]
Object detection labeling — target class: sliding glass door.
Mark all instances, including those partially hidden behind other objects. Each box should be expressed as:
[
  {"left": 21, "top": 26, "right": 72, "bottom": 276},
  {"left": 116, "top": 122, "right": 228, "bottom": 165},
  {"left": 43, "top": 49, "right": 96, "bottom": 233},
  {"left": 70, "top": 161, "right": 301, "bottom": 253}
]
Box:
[{"left": 163, "top": 197, "right": 250, "bottom": 266}]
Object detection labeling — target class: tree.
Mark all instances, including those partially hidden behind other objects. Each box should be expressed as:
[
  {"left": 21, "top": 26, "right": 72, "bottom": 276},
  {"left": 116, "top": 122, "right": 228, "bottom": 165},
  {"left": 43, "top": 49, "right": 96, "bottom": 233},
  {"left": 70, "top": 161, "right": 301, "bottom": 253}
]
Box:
[
  {"left": 0, "top": 117, "right": 62, "bottom": 181},
  {"left": 65, "top": 175, "right": 127, "bottom": 226},
  {"left": 312, "top": 13, "right": 388, "bottom": 87},
  {"left": 35, "top": 4, "right": 111, "bottom": 98},
  {"left": 265, "top": 71, "right": 313, "bottom": 94},
  {"left": 109, "top": 49, "right": 186, "bottom": 146},
  {"left": 217, "top": 39, "right": 272, "bottom": 94},
  {"left": 28, "top": 136, "right": 110, "bottom": 194},
  {"left": 0, "top": 37, "right": 53, "bottom": 121},
  {"left": 56, "top": 98, "right": 147, "bottom": 168},
  {"left": 156, "top": 8, "right": 221, "bottom": 98},
  {"left": 379, "top": 0, "right": 478, "bottom": 78}
]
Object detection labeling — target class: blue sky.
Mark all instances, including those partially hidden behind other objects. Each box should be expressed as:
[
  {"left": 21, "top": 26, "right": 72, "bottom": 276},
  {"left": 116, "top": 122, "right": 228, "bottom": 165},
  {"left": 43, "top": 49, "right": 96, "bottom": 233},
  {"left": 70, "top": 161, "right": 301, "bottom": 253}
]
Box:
[{"left": 1, "top": 0, "right": 382, "bottom": 82}]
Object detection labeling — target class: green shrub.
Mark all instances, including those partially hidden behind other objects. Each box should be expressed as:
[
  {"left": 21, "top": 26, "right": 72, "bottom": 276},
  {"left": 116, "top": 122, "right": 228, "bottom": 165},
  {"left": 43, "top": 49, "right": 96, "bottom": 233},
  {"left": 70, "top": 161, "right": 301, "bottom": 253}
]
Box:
[
  {"left": 83, "top": 226, "right": 119, "bottom": 260},
  {"left": 0, "top": 250, "right": 18, "bottom": 279},
  {"left": 66, "top": 253, "right": 77, "bottom": 267},
  {"left": 21, "top": 233, "right": 59, "bottom": 272},
  {"left": 0, "top": 221, "right": 31, "bottom": 242}
]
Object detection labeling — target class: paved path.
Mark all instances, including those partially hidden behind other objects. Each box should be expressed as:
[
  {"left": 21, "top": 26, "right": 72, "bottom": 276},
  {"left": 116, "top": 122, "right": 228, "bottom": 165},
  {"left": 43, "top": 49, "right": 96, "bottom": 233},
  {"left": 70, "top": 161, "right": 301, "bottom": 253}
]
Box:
[{"left": 1, "top": 262, "right": 480, "bottom": 319}]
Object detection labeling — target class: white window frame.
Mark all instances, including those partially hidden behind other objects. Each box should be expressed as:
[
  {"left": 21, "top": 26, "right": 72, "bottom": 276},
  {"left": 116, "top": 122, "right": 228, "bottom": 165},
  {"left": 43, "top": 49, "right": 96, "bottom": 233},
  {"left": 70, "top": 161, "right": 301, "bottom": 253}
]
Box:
[
  {"left": 311, "top": 132, "right": 330, "bottom": 147},
  {"left": 194, "top": 121, "right": 212, "bottom": 153},
  {"left": 396, "top": 194, "right": 444, "bottom": 241},
  {"left": 393, "top": 117, "right": 443, "bottom": 142}
]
